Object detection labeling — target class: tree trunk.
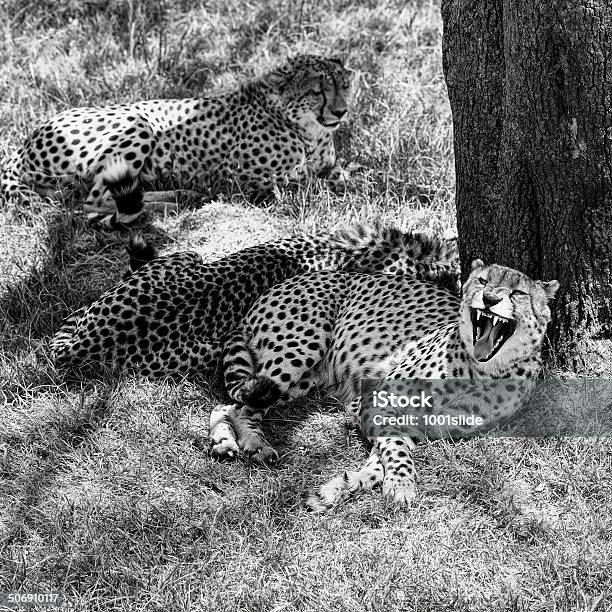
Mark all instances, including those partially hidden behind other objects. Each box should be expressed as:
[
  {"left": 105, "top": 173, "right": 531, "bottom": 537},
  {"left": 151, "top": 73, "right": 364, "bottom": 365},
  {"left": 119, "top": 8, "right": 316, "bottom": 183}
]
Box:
[{"left": 441, "top": 0, "right": 612, "bottom": 371}]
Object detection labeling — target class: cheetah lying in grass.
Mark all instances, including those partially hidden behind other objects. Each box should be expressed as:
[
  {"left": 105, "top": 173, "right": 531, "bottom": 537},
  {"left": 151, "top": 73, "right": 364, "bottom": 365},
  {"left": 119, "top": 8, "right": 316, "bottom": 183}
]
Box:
[
  {"left": 213, "top": 260, "right": 559, "bottom": 507},
  {"left": 51, "top": 223, "right": 459, "bottom": 378},
  {"left": 1, "top": 55, "right": 351, "bottom": 228}
]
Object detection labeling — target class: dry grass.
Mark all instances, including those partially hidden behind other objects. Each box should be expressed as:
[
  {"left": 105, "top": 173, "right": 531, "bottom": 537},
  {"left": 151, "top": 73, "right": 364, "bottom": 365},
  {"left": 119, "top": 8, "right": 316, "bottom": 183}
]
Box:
[{"left": 1, "top": 1, "right": 611, "bottom": 610}]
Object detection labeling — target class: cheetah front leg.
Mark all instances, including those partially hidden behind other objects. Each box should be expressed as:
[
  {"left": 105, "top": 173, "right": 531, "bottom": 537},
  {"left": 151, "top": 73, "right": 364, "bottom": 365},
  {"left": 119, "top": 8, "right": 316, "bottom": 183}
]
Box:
[
  {"left": 310, "top": 133, "right": 351, "bottom": 189},
  {"left": 359, "top": 382, "right": 419, "bottom": 505},
  {"left": 378, "top": 436, "right": 418, "bottom": 505},
  {"left": 306, "top": 437, "right": 418, "bottom": 511},
  {"left": 307, "top": 393, "right": 419, "bottom": 510}
]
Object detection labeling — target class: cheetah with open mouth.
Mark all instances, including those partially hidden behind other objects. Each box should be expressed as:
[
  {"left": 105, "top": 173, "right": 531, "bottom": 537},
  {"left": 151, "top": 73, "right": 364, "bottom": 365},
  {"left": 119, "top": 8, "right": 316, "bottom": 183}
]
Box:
[{"left": 213, "top": 260, "right": 559, "bottom": 507}]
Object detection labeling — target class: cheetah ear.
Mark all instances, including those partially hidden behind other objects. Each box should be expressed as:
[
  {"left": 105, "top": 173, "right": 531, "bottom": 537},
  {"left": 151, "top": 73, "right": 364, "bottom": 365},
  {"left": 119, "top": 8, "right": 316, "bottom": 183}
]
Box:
[
  {"left": 540, "top": 280, "right": 560, "bottom": 300},
  {"left": 471, "top": 258, "right": 485, "bottom": 271},
  {"left": 261, "top": 70, "right": 290, "bottom": 91}
]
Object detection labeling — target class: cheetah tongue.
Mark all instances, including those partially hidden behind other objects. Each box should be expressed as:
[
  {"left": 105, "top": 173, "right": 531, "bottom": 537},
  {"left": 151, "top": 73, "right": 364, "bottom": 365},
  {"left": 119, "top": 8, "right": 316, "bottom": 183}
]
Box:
[
  {"left": 473, "top": 315, "right": 515, "bottom": 362},
  {"left": 473, "top": 316, "right": 496, "bottom": 361}
]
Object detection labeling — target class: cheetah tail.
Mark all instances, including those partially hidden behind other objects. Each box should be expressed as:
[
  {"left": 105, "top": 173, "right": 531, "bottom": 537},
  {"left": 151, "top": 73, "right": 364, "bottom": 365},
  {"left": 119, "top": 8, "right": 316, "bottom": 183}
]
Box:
[
  {"left": 49, "top": 306, "right": 88, "bottom": 364},
  {"left": 101, "top": 156, "right": 144, "bottom": 224},
  {"left": 222, "top": 328, "right": 281, "bottom": 409},
  {"left": 126, "top": 234, "right": 157, "bottom": 273},
  {"left": 234, "top": 376, "right": 280, "bottom": 410},
  {"left": 328, "top": 221, "right": 461, "bottom": 292}
]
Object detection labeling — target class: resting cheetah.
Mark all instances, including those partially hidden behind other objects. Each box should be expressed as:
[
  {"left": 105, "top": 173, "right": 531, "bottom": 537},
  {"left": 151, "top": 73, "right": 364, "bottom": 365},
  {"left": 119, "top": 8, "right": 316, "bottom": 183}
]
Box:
[
  {"left": 1, "top": 55, "right": 351, "bottom": 228},
  {"left": 51, "top": 223, "right": 459, "bottom": 378},
  {"left": 213, "top": 260, "right": 559, "bottom": 506}
]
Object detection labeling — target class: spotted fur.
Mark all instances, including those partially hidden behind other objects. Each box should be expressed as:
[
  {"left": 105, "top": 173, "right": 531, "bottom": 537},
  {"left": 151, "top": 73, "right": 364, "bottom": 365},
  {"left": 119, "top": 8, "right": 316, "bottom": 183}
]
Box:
[
  {"left": 50, "top": 223, "right": 459, "bottom": 378},
  {"left": 213, "top": 260, "right": 559, "bottom": 506},
  {"left": 1, "top": 55, "right": 351, "bottom": 227}
]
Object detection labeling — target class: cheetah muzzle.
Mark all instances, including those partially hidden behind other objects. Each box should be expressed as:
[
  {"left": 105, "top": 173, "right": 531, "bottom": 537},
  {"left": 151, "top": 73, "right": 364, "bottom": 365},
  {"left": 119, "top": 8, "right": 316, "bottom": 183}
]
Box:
[{"left": 471, "top": 309, "right": 516, "bottom": 362}]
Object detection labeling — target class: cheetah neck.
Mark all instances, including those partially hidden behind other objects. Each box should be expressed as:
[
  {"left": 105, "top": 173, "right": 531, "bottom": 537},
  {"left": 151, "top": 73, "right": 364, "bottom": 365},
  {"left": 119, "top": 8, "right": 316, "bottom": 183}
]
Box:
[{"left": 243, "top": 84, "right": 315, "bottom": 141}]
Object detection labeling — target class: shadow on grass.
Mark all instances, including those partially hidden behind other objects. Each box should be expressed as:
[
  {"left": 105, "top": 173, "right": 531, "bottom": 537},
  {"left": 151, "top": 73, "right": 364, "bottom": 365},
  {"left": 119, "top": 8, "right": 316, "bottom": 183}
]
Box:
[
  {"left": 1, "top": 389, "right": 116, "bottom": 551},
  {"left": 0, "top": 197, "right": 176, "bottom": 552},
  {"left": 0, "top": 197, "right": 350, "bottom": 572},
  {"left": 0, "top": 200, "right": 175, "bottom": 341}
]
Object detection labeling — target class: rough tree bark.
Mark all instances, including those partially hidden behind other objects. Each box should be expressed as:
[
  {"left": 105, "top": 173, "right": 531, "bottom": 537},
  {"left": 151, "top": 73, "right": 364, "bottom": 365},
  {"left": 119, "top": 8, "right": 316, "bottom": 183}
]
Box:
[{"left": 441, "top": 0, "right": 612, "bottom": 371}]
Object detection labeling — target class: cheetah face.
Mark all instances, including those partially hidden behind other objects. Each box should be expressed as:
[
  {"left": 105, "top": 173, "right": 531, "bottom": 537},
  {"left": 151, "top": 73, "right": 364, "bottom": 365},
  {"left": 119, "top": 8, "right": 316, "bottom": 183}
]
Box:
[
  {"left": 460, "top": 260, "right": 559, "bottom": 365},
  {"left": 265, "top": 55, "right": 352, "bottom": 132}
]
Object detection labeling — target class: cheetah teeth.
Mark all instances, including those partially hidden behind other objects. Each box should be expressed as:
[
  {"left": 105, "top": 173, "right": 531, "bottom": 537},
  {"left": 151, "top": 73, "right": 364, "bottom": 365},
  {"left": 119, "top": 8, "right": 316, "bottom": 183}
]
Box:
[{"left": 475, "top": 310, "right": 508, "bottom": 325}]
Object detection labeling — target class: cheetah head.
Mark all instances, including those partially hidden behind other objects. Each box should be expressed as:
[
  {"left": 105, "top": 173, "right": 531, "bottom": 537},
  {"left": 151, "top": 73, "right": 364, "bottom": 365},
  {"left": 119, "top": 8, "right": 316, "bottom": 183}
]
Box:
[
  {"left": 262, "top": 55, "right": 352, "bottom": 131},
  {"left": 460, "top": 260, "right": 559, "bottom": 366}
]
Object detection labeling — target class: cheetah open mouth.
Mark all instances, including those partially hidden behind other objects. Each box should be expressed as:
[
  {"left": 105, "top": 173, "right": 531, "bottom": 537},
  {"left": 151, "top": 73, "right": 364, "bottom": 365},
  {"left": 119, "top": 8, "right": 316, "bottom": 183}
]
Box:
[
  {"left": 317, "top": 117, "right": 340, "bottom": 129},
  {"left": 470, "top": 308, "right": 516, "bottom": 362}
]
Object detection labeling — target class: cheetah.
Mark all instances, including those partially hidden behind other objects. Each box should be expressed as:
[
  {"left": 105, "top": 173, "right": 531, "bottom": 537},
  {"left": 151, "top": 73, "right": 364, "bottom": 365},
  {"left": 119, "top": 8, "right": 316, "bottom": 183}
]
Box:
[
  {"left": 1, "top": 55, "right": 351, "bottom": 228},
  {"left": 212, "top": 260, "right": 559, "bottom": 506},
  {"left": 51, "top": 223, "right": 459, "bottom": 378}
]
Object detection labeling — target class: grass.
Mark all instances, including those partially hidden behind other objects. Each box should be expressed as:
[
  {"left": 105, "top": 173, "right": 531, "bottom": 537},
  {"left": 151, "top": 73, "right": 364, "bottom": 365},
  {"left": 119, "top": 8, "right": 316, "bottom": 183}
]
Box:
[{"left": 1, "top": 0, "right": 611, "bottom": 610}]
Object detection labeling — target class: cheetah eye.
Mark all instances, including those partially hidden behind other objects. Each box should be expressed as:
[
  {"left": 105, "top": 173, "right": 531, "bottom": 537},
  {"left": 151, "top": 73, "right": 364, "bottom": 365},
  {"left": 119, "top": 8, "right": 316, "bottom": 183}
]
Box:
[
  {"left": 478, "top": 277, "right": 487, "bottom": 285},
  {"left": 512, "top": 289, "right": 528, "bottom": 296}
]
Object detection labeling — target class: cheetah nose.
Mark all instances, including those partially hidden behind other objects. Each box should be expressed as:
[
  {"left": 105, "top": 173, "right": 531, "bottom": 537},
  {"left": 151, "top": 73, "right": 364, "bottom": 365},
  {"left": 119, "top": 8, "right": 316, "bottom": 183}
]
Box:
[
  {"left": 482, "top": 290, "right": 503, "bottom": 307},
  {"left": 332, "top": 108, "right": 347, "bottom": 119}
]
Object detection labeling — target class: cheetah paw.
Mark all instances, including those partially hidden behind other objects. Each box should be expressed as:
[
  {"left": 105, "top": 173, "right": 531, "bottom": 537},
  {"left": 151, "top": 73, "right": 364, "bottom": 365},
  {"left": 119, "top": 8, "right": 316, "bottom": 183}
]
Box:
[
  {"left": 382, "top": 476, "right": 417, "bottom": 506},
  {"left": 251, "top": 446, "right": 279, "bottom": 464},
  {"left": 306, "top": 469, "right": 376, "bottom": 512},
  {"left": 239, "top": 433, "right": 278, "bottom": 463},
  {"left": 210, "top": 437, "right": 240, "bottom": 459},
  {"left": 305, "top": 474, "right": 347, "bottom": 512}
]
